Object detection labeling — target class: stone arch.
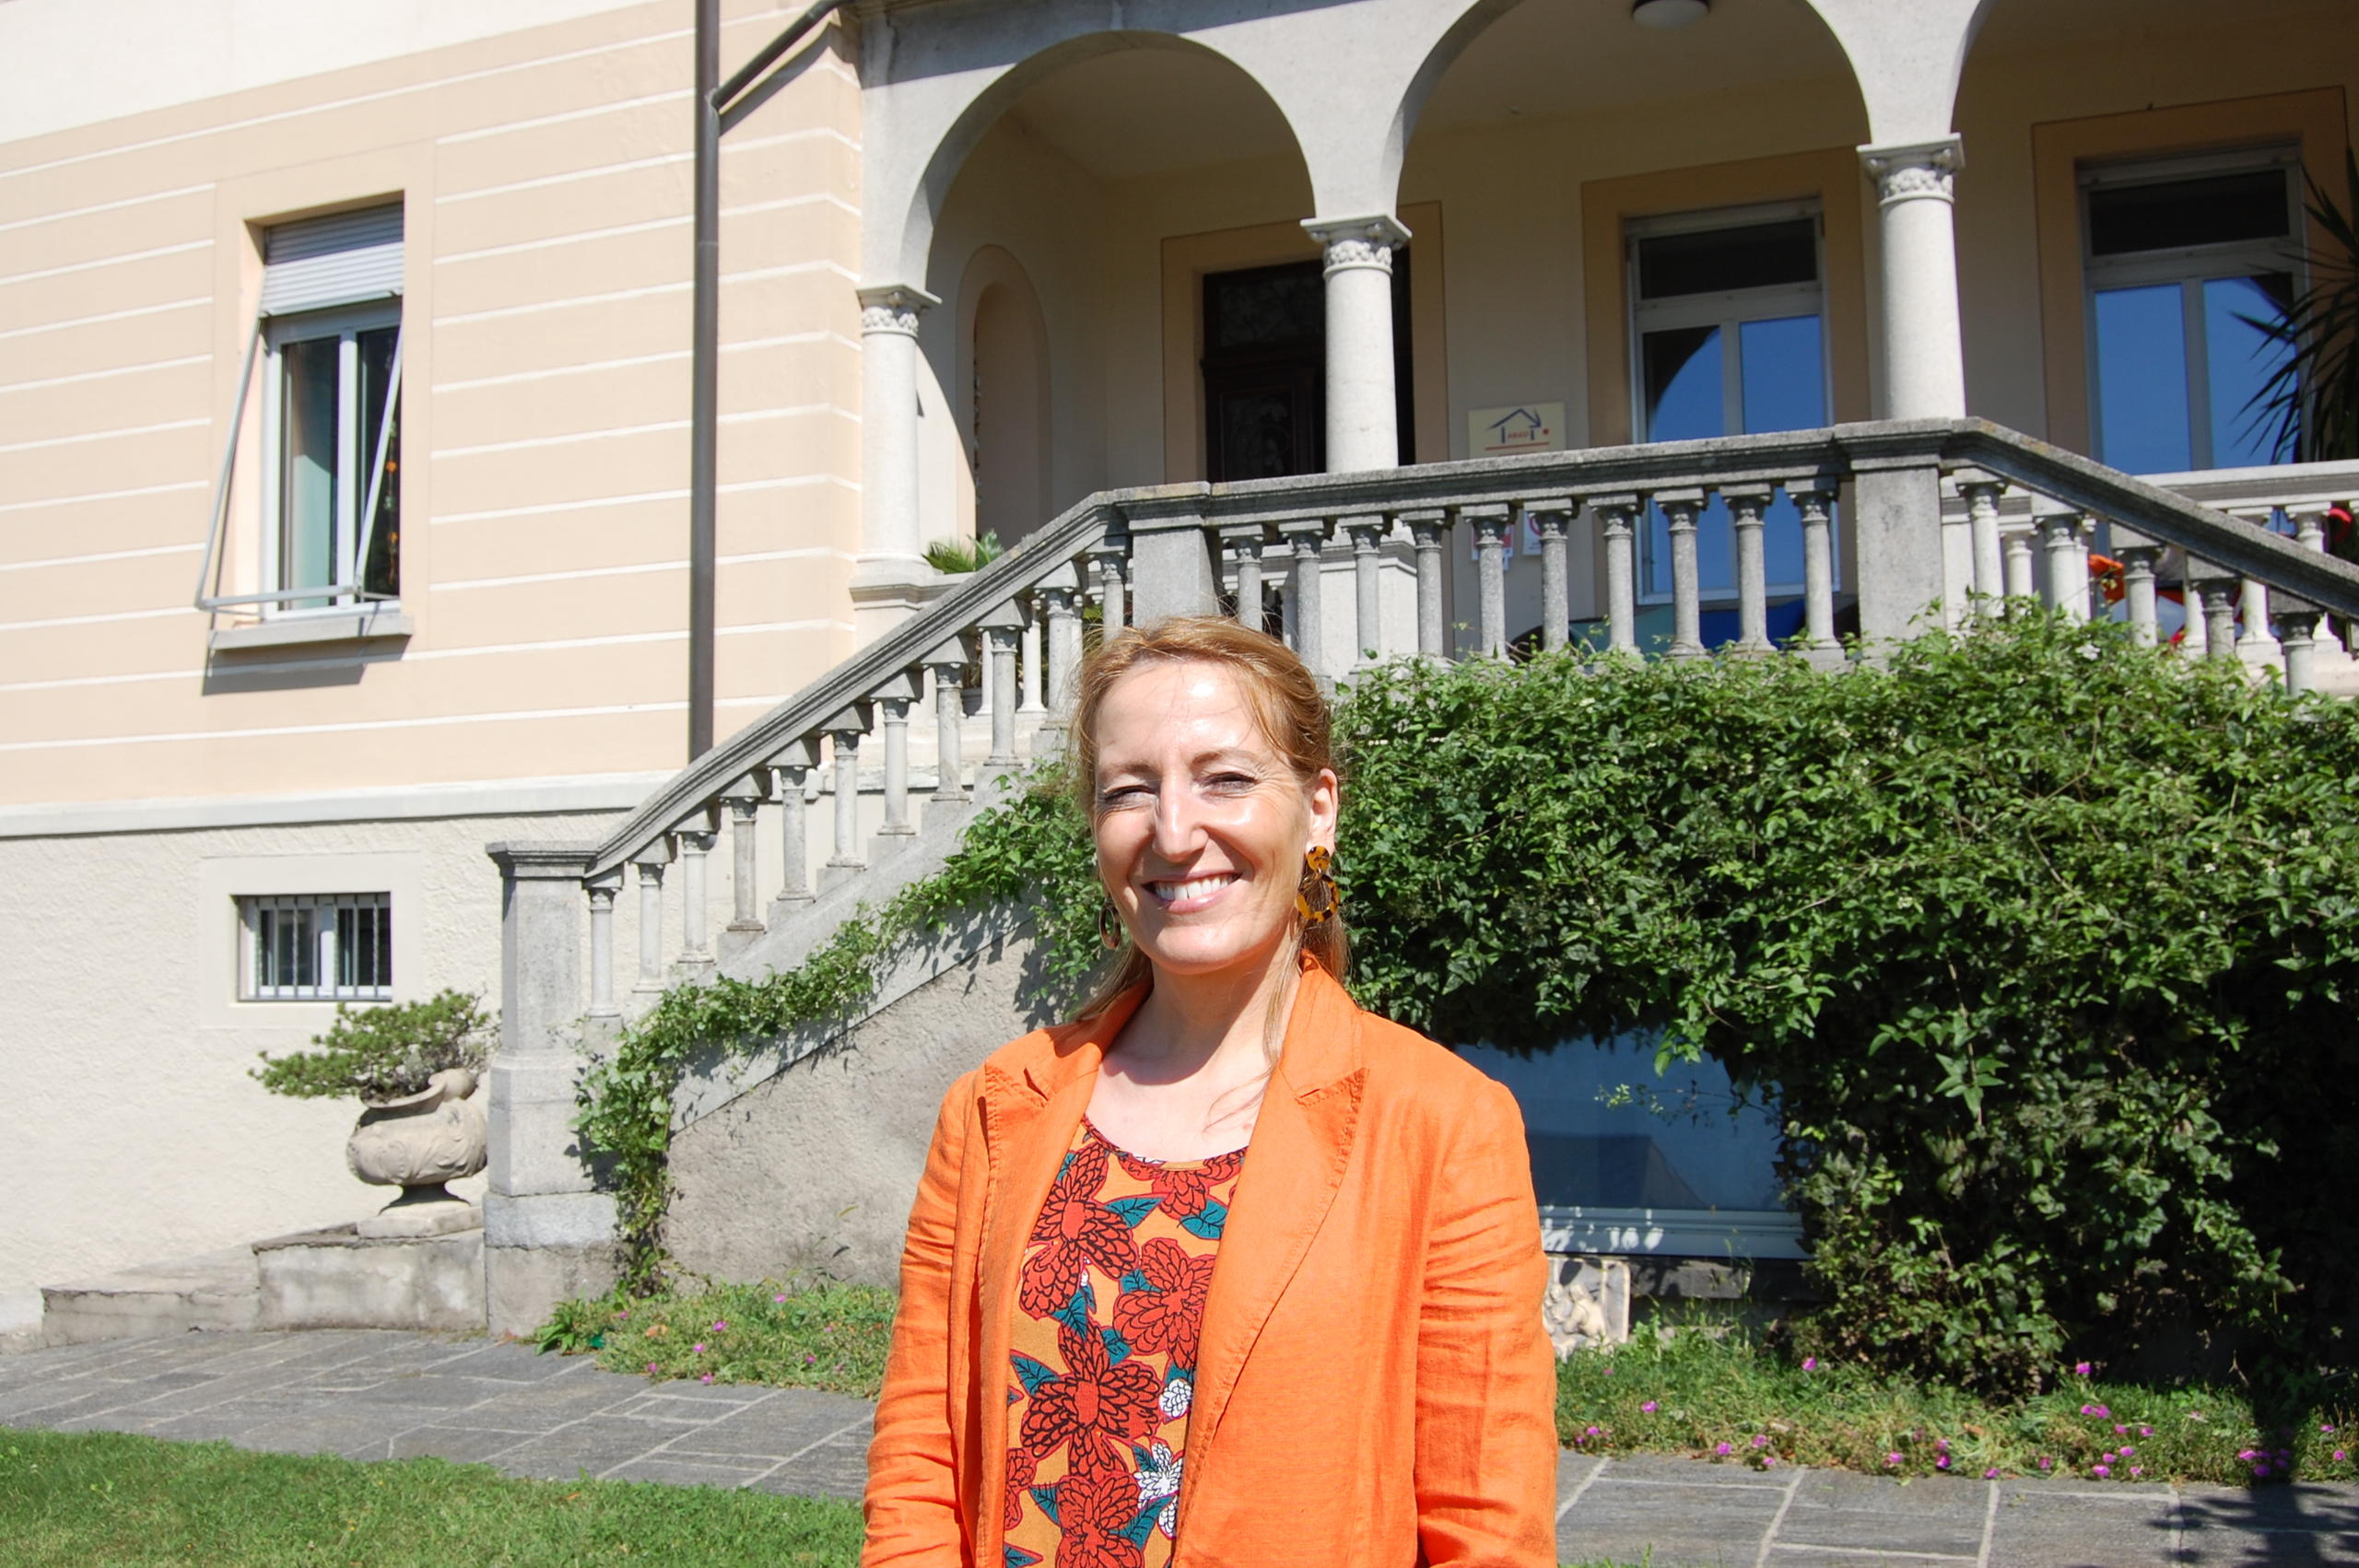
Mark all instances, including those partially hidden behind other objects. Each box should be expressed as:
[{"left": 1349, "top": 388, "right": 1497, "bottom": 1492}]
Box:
[{"left": 879, "top": 29, "right": 1311, "bottom": 289}]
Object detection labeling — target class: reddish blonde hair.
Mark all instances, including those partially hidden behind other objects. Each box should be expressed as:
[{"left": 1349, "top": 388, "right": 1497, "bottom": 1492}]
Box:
[{"left": 1068, "top": 615, "right": 1347, "bottom": 1022}]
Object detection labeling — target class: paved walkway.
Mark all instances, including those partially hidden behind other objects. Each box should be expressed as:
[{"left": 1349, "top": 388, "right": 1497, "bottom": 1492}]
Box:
[{"left": 6, "top": 1330, "right": 2359, "bottom": 1565}]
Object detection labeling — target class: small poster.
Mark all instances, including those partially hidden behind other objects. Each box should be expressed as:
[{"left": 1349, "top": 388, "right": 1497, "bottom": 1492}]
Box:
[{"left": 1469, "top": 403, "right": 1565, "bottom": 460}]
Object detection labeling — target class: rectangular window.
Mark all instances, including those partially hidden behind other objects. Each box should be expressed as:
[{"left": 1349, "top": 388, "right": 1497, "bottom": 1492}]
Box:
[
  {"left": 2083, "top": 151, "right": 2299, "bottom": 472},
  {"left": 201, "top": 205, "right": 405, "bottom": 618},
  {"left": 238, "top": 893, "right": 393, "bottom": 1001},
  {"left": 1629, "top": 207, "right": 1834, "bottom": 611}
]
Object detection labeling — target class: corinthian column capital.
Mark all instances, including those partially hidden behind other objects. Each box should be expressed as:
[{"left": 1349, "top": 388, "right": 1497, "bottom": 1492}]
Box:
[
  {"left": 856, "top": 282, "right": 938, "bottom": 337},
  {"left": 1301, "top": 214, "right": 1412, "bottom": 275},
  {"left": 1860, "top": 136, "right": 1964, "bottom": 206}
]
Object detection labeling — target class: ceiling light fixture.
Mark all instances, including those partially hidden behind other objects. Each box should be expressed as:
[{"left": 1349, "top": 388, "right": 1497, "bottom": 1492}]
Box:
[{"left": 1631, "top": 0, "right": 1709, "bottom": 29}]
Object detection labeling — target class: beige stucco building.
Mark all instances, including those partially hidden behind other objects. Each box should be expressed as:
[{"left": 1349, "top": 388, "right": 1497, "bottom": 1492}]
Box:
[{"left": 4, "top": 0, "right": 2354, "bottom": 1340}]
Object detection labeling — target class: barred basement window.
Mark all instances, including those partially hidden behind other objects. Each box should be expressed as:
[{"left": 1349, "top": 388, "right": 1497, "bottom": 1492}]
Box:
[{"left": 238, "top": 893, "right": 393, "bottom": 1001}]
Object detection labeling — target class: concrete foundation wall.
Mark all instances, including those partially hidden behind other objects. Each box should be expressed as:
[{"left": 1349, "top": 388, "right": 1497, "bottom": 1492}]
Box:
[{"left": 664, "top": 930, "right": 1061, "bottom": 1289}]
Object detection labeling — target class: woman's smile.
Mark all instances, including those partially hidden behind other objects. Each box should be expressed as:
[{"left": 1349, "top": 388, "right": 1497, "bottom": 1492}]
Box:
[{"left": 1144, "top": 871, "right": 1239, "bottom": 912}]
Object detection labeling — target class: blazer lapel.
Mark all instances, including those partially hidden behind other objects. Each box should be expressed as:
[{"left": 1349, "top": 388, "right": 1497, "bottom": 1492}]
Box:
[{"left": 1189, "top": 965, "right": 1366, "bottom": 1445}]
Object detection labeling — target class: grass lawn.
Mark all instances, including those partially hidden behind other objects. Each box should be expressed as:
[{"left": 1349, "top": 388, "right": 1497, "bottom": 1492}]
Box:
[
  {"left": 0, "top": 1428, "right": 863, "bottom": 1568},
  {"left": 0, "top": 1429, "right": 1641, "bottom": 1568},
  {"left": 543, "top": 1281, "right": 2359, "bottom": 1489}
]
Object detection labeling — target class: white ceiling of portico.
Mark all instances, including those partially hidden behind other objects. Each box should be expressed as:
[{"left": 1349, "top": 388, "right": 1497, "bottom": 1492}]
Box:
[
  {"left": 1415, "top": 0, "right": 1858, "bottom": 135},
  {"left": 1000, "top": 46, "right": 1306, "bottom": 182}
]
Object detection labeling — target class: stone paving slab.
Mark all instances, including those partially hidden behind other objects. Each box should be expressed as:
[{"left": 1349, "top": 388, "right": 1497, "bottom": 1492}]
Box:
[{"left": 15, "top": 1329, "right": 2359, "bottom": 1561}]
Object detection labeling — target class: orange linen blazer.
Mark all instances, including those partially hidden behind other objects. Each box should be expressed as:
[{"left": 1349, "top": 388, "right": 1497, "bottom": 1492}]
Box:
[{"left": 862, "top": 963, "right": 1559, "bottom": 1568}]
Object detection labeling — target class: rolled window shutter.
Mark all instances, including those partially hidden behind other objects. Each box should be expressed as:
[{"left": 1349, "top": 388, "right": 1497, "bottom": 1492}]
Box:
[{"left": 259, "top": 205, "right": 404, "bottom": 317}]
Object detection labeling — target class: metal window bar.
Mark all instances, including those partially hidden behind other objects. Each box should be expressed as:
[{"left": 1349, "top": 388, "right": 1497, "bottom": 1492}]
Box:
[{"left": 241, "top": 893, "right": 393, "bottom": 1001}]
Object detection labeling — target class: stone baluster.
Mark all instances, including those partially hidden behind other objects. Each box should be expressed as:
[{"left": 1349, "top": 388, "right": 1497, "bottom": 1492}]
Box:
[
  {"left": 2001, "top": 521, "right": 2037, "bottom": 606},
  {"left": 1528, "top": 497, "right": 1575, "bottom": 653},
  {"left": 719, "top": 777, "right": 766, "bottom": 945},
  {"left": 1345, "top": 514, "right": 1387, "bottom": 668},
  {"left": 1938, "top": 476, "right": 1975, "bottom": 632},
  {"left": 924, "top": 639, "right": 969, "bottom": 807},
  {"left": 674, "top": 822, "right": 715, "bottom": 973},
  {"left": 874, "top": 671, "right": 920, "bottom": 853},
  {"left": 1090, "top": 537, "right": 1128, "bottom": 638},
  {"left": 822, "top": 703, "right": 873, "bottom": 886},
  {"left": 1016, "top": 595, "right": 1047, "bottom": 718},
  {"left": 1402, "top": 509, "right": 1448, "bottom": 658},
  {"left": 1657, "top": 489, "right": 1707, "bottom": 660},
  {"left": 1462, "top": 504, "right": 1511, "bottom": 658},
  {"left": 2038, "top": 507, "right": 2085, "bottom": 622},
  {"left": 767, "top": 737, "right": 817, "bottom": 915},
  {"left": 2114, "top": 529, "right": 2162, "bottom": 648},
  {"left": 2280, "top": 604, "right": 2323, "bottom": 696},
  {"left": 585, "top": 872, "right": 621, "bottom": 1021},
  {"left": 631, "top": 842, "right": 670, "bottom": 993},
  {"left": 1222, "top": 525, "right": 1269, "bottom": 635},
  {"left": 1790, "top": 480, "right": 1839, "bottom": 659},
  {"left": 2189, "top": 562, "right": 2240, "bottom": 661},
  {"left": 2295, "top": 507, "right": 2351, "bottom": 656},
  {"left": 1279, "top": 519, "right": 1331, "bottom": 677},
  {"left": 1954, "top": 471, "right": 2008, "bottom": 614},
  {"left": 980, "top": 603, "right": 1023, "bottom": 766},
  {"left": 2232, "top": 510, "right": 2282, "bottom": 665},
  {"left": 1724, "top": 486, "right": 1775, "bottom": 656},
  {"left": 1591, "top": 494, "right": 1642, "bottom": 655},
  {"left": 1038, "top": 564, "right": 1084, "bottom": 736}
]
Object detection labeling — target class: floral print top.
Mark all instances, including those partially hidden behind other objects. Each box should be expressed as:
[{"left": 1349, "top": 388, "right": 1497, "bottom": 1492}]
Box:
[{"left": 1002, "top": 1117, "right": 1245, "bottom": 1568}]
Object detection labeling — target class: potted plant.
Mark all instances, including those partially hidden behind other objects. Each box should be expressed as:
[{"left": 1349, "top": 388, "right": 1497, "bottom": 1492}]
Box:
[{"left": 252, "top": 989, "right": 493, "bottom": 1235}]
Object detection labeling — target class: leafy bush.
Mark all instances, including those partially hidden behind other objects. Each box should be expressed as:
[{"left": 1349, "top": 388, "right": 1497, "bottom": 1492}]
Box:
[
  {"left": 251, "top": 989, "right": 491, "bottom": 1103},
  {"left": 1342, "top": 615, "right": 2359, "bottom": 1391},
  {"left": 536, "top": 1278, "right": 898, "bottom": 1398}
]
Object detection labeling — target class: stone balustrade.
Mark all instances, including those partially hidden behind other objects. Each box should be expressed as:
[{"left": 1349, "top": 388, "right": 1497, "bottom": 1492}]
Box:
[{"left": 479, "top": 418, "right": 2359, "bottom": 1332}]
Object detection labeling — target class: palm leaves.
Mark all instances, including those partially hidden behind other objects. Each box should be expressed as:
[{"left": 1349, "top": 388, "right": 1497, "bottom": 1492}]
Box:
[{"left": 2248, "top": 148, "right": 2359, "bottom": 463}]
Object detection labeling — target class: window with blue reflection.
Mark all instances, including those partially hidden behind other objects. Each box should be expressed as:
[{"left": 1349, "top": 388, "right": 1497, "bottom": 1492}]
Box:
[{"left": 2083, "top": 157, "right": 2298, "bottom": 473}]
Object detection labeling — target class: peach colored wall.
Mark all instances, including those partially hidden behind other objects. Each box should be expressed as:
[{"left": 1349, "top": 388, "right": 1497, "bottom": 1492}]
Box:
[{"left": 0, "top": 0, "right": 864, "bottom": 809}]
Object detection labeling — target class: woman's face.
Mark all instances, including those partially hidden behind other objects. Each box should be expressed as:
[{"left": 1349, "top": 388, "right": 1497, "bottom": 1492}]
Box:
[{"left": 1091, "top": 660, "right": 1338, "bottom": 985}]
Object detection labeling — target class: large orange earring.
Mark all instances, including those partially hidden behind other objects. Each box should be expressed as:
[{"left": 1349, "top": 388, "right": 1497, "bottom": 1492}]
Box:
[{"left": 1296, "top": 846, "right": 1339, "bottom": 928}]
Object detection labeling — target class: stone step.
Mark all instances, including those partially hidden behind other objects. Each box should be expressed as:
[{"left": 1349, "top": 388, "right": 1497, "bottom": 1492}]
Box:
[{"left": 39, "top": 1246, "right": 261, "bottom": 1346}]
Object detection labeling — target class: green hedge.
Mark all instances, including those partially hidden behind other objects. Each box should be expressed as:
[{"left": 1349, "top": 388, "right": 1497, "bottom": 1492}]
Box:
[
  {"left": 582, "top": 614, "right": 2359, "bottom": 1392},
  {"left": 1342, "top": 616, "right": 2359, "bottom": 1391}
]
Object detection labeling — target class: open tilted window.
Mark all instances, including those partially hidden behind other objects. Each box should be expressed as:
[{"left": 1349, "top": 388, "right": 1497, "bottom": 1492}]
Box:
[{"left": 197, "top": 204, "right": 405, "bottom": 638}]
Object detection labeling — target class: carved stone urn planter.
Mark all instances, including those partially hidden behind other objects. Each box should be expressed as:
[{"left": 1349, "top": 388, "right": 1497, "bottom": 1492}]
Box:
[{"left": 347, "top": 1067, "right": 487, "bottom": 1238}]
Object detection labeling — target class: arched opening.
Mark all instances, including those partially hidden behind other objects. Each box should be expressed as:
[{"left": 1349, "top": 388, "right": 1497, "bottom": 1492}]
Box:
[
  {"left": 954, "top": 247, "right": 1053, "bottom": 551},
  {"left": 910, "top": 33, "right": 1318, "bottom": 549}
]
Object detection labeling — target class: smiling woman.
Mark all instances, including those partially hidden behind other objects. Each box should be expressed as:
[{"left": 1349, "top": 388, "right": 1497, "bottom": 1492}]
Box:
[{"left": 862, "top": 617, "right": 1558, "bottom": 1568}]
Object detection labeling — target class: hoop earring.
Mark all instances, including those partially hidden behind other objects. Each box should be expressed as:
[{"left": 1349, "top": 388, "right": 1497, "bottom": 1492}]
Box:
[
  {"left": 1098, "top": 896, "right": 1126, "bottom": 951},
  {"left": 1296, "top": 845, "right": 1340, "bottom": 928}
]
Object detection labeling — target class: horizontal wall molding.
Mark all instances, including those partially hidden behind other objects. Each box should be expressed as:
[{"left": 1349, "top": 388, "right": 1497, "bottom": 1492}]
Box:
[{"left": 0, "top": 772, "right": 671, "bottom": 841}]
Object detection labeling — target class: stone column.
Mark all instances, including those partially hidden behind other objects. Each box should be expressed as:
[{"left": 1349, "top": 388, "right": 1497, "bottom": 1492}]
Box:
[
  {"left": 1953, "top": 471, "right": 2008, "bottom": 614},
  {"left": 1279, "top": 519, "right": 1332, "bottom": 678},
  {"left": 2117, "top": 534, "right": 2163, "bottom": 647},
  {"left": 484, "top": 843, "right": 614, "bottom": 1337},
  {"left": 1860, "top": 138, "right": 1966, "bottom": 419},
  {"left": 1790, "top": 480, "right": 1840, "bottom": 661},
  {"left": 1724, "top": 485, "right": 1776, "bottom": 655},
  {"left": 2233, "top": 511, "right": 2282, "bottom": 664},
  {"left": 1528, "top": 498, "right": 1575, "bottom": 653},
  {"left": 720, "top": 779, "right": 766, "bottom": 946},
  {"left": 924, "top": 641, "right": 969, "bottom": 807},
  {"left": 1222, "top": 525, "right": 1270, "bottom": 635},
  {"left": 1345, "top": 515, "right": 1388, "bottom": 667},
  {"left": 1016, "top": 597, "right": 1047, "bottom": 717},
  {"left": 630, "top": 847, "right": 669, "bottom": 993},
  {"left": 1402, "top": 509, "right": 1448, "bottom": 658},
  {"left": 1038, "top": 564, "right": 1084, "bottom": 733},
  {"left": 1303, "top": 215, "right": 1410, "bottom": 472},
  {"left": 585, "top": 872, "right": 620, "bottom": 1022},
  {"left": 873, "top": 670, "right": 920, "bottom": 854},
  {"left": 980, "top": 603, "right": 1023, "bottom": 766},
  {"left": 855, "top": 284, "right": 938, "bottom": 584},
  {"left": 1656, "top": 489, "right": 1706, "bottom": 660},
  {"left": 2295, "top": 508, "right": 2351, "bottom": 656},
  {"left": 1592, "top": 495, "right": 1642, "bottom": 655},
  {"left": 822, "top": 704, "right": 872, "bottom": 887},
  {"left": 1462, "top": 505, "right": 1511, "bottom": 658},
  {"left": 2281, "top": 607, "right": 2323, "bottom": 696},
  {"left": 767, "top": 737, "right": 818, "bottom": 919},
  {"left": 1089, "top": 536, "right": 1129, "bottom": 638},
  {"left": 673, "top": 826, "right": 715, "bottom": 974},
  {"left": 2002, "top": 522, "right": 2037, "bottom": 605}
]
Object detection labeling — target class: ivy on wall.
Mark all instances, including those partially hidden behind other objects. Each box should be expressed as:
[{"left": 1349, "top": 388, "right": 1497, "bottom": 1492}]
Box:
[{"left": 579, "top": 615, "right": 2359, "bottom": 1390}]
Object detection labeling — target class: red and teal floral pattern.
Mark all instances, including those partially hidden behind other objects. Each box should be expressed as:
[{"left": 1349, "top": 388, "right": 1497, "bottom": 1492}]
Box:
[{"left": 1003, "top": 1120, "right": 1244, "bottom": 1568}]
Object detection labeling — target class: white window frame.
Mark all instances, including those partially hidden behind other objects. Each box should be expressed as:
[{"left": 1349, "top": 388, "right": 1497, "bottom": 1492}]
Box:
[
  {"left": 1626, "top": 201, "right": 1835, "bottom": 605},
  {"left": 258, "top": 301, "right": 403, "bottom": 618},
  {"left": 2081, "top": 146, "right": 2304, "bottom": 472},
  {"left": 237, "top": 891, "right": 393, "bottom": 1002}
]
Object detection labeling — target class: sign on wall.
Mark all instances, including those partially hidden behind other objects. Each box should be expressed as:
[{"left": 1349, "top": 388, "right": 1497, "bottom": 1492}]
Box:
[{"left": 1468, "top": 403, "right": 1565, "bottom": 460}]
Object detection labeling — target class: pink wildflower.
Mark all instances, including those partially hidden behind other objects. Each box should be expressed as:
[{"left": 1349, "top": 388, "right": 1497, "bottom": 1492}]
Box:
[
  {"left": 2038, "top": 1457, "right": 2052, "bottom": 1471},
  {"left": 711, "top": 1320, "right": 727, "bottom": 1333},
  {"left": 2335, "top": 1449, "right": 2349, "bottom": 1463},
  {"left": 1641, "top": 1400, "right": 1659, "bottom": 1413},
  {"left": 1886, "top": 1452, "right": 1904, "bottom": 1468},
  {"left": 2073, "top": 1362, "right": 2092, "bottom": 1376},
  {"left": 2120, "top": 1445, "right": 2135, "bottom": 1457},
  {"left": 773, "top": 1293, "right": 789, "bottom": 1304},
  {"left": 1984, "top": 1469, "right": 1999, "bottom": 1480},
  {"left": 699, "top": 1373, "right": 714, "bottom": 1385},
  {"left": 2130, "top": 1468, "right": 2143, "bottom": 1479},
  {"left": 1715, "top": 1443, "right": 1733, "bottom": 1457},
  {"left": 1753, "top": 1435, "right": 1769, "bottom": 1448},
  {"left": 2092, "top": 1465, "right": 2111, "bottom": 1479},
  {"left": 1936, "top": 1456, "right": 1951, "bottom": 1470},
  {"left": 646, "top": 1362, "right": 659, "bottom": 1375},
  {"left": 1802, "top": 1357, "right": 1818, "bottom": 1372},
  {"left": 1763, "top": 1457, "right": 1779, "bottom": 1469},
  {"left": 691, "top": 1342, "right": 705, "bottom": 1355}
]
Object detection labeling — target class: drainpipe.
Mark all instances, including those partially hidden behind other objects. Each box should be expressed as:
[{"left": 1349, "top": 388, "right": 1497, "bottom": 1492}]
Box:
[{"left": 688, "top": 0, "right": 849, "bottom": 761}]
